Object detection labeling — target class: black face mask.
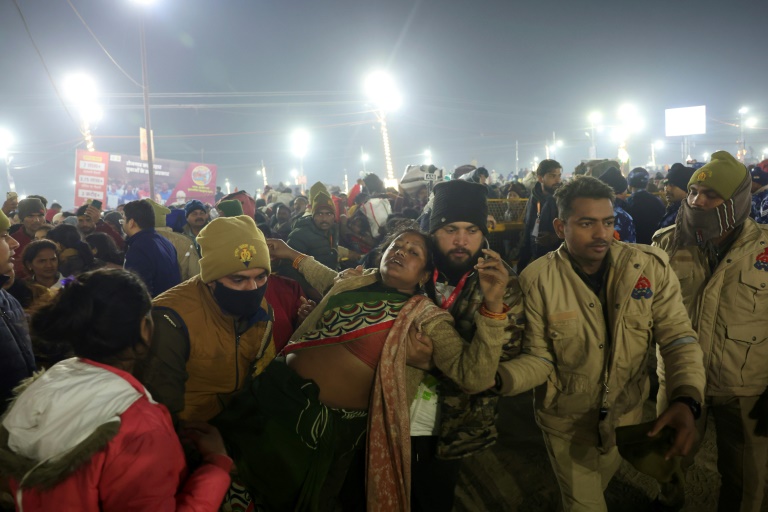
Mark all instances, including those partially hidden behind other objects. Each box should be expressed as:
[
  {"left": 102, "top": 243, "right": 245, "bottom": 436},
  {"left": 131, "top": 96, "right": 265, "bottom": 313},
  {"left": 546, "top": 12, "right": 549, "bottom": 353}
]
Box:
[{"left": 213, "top": 282, "right": 268, "bottom": 318}]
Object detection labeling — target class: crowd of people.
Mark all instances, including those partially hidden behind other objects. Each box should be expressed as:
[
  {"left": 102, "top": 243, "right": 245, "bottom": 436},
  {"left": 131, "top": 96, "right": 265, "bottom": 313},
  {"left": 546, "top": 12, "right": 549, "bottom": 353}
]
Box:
[{"left": 0, "top": 151, "right": 767, "bottom": 511}]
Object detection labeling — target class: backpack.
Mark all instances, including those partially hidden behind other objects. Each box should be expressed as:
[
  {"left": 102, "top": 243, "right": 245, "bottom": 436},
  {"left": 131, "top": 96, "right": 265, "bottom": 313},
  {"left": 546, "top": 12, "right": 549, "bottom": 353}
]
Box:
[{"left": 361, "top": 197, "right": 392, "bottom": 236}]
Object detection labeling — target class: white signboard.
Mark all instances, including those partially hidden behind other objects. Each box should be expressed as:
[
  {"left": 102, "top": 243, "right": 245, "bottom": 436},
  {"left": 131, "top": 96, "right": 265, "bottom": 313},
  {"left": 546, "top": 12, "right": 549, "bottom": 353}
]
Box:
[{"left": 665, "top": 106, "right": 706, "bottom": 137}]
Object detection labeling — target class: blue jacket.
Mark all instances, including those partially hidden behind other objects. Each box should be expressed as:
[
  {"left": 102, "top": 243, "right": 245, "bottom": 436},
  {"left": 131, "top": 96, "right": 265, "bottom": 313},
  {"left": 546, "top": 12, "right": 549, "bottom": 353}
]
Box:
[
  {"left": 614, "top": 206, "right": 636, "bottom": 243},
  {"left": 658, "top": 201, "right": 681, "bottom": 230},
  {"left": 125, "top": 228, "right": 181, "bottom": 297},
  {"left": 752, "top": 188, "right": 768, "bottom": 225},
  {"left": 0, "top": 278, "right": 35, "bottom": 414}
]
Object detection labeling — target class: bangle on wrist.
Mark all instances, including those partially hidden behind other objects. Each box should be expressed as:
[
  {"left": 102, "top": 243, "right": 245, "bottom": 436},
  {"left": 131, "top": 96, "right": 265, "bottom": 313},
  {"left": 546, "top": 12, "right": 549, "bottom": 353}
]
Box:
[
  {"left": 479, "top": 303, "right": 508, "bottom": 320},
  {"left": 292, "top": 254, "right": 307, "bottom": 270}
]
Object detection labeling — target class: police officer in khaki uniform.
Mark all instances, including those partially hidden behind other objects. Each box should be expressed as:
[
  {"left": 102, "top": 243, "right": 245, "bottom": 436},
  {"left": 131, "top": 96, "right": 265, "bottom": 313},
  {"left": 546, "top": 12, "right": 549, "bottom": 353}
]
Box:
[
  {"left": 654, "top": 150, "right": 768, "bottom": 511},
  {"left": 496, "top": 177, "right": 705, "bottom": 512}
]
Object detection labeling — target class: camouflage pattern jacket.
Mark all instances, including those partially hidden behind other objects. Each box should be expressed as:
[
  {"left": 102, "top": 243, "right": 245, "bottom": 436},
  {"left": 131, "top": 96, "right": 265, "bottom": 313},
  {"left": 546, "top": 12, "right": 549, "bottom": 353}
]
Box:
[{"left": 434, "top": 265, "right": 524, "bottom": 459}]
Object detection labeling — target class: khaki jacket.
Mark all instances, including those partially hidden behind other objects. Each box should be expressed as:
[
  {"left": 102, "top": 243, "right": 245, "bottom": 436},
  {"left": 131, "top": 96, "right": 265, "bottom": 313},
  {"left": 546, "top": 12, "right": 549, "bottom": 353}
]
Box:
[
  {"left": 140, "top": 277, "right": 275, "bottom": 422},
  {"left": 497, "top": 241, "right": 704, "bottom": 448},
  {"left": 653, "top": 219, "right": 768, "bottom": 397},
  {"left": 156, "top": 227, "right": 201, "bottom": 281}
]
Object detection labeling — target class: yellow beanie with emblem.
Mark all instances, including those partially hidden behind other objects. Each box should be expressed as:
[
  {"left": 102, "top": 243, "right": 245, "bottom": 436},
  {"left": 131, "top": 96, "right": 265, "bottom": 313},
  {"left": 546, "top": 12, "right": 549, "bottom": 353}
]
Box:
[
  {"left": 687, "top": 150, "right": 747, "bottom": 200},
  {"left": 309, "top": 181, "right": 333, "bottom": 214},
  {"left": 143, "top": 199, "right": 171, "bottom": 228},
  {"left": 197, "top": 215, "right": 271, "bottom": 283}
]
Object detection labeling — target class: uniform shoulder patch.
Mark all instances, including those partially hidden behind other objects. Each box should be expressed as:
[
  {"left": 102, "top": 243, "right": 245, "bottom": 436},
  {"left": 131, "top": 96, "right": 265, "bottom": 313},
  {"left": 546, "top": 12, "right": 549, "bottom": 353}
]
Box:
[{"left": 631, "top": 275, "right": 653, "bottom": 299}]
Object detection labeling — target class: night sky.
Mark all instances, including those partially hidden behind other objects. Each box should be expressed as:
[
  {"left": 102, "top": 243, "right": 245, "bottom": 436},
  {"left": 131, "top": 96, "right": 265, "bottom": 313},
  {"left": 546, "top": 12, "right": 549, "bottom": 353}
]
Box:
[{"left": 1, "top": 0, "right": 766, "bottom": 207}]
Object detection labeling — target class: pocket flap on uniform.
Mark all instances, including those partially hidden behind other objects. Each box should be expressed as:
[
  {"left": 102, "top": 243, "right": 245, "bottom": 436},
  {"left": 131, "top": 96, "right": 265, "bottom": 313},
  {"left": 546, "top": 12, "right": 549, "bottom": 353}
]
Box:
[
  {"left": 727, "top": 323, "right": 767, "bottom": 344},
  {"left": 547, "top": 320, "right": 578, "bottom": 340},
  {"left": 740, "top": 269, "right": 768, "bottom": 291},
  {"left": 624, "top": 315, "right": 653, "bottom": 330}
]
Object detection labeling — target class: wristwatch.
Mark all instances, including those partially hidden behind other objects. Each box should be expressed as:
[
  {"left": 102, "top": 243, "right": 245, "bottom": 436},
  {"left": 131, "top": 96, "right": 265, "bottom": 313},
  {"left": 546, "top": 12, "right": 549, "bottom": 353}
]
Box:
[{"left": 671, "top": 396, "right": 702, "bottom": 420}]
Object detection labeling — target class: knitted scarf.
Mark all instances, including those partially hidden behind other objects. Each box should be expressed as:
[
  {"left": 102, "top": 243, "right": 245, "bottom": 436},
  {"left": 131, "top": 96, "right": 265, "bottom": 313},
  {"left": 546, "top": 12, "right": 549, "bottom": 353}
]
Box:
[{"left": 671, "top": 172, "right": 752, "bottom": 262}]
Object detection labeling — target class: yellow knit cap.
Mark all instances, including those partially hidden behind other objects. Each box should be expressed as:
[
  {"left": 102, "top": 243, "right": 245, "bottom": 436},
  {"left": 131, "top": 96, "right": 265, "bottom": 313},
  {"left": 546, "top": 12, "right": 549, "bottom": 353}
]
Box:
[
  {"left": 309, "top": 181, "right": 333, "bottom": 214},
  {"left": 0, "top": 209, "right": 9, "bottom": 233},
  {"left": 197, "top": 215, "right": 271, "bottom": 283},
  {"left": 144, "top": 199, "right": 171, "bottom": 228}
]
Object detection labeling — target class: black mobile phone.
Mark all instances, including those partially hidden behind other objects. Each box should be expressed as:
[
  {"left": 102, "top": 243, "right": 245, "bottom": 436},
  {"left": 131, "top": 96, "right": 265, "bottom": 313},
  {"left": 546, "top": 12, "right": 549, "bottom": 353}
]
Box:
[{"left": 91, "top": 199, "right": 103, "bottom": 209}]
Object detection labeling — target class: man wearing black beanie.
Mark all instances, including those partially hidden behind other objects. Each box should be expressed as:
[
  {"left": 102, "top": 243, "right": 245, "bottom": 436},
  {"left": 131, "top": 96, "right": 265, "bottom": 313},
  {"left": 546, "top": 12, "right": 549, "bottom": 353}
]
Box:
[
  {"left": 657, "top": 163, "right": 696, "bottom": 230},
  {"left": 404, "top": 179, "right": 523, "bottom": 512}
]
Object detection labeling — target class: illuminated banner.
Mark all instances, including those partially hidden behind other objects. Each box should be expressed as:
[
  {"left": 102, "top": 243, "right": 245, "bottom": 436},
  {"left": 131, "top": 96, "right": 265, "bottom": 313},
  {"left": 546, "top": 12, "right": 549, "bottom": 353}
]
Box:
[
  {"left": 74, "top": 150, "right": 109, "bottom": 207},
  {"left": 665, "top": 106, "right": 706, "bottom": 137},
  {"left": 74, "top": 150, "right": 217, "bottom": 209}
]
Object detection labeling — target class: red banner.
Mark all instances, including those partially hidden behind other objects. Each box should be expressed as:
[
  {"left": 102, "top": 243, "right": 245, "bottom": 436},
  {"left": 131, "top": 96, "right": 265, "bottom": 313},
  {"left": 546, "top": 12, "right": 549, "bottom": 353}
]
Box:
[
  {"left": 74, "top": 150, "right": 109, "bottom": 207},
  {"left": 74, "top": 151, "right": 217, "bottom": 209}
]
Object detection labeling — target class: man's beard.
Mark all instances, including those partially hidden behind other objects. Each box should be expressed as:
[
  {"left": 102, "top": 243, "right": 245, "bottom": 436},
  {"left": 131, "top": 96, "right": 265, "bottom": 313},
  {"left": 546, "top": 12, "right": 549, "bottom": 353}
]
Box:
[{"left": 433, "top": 246, "right": 483, "bottom": 285}]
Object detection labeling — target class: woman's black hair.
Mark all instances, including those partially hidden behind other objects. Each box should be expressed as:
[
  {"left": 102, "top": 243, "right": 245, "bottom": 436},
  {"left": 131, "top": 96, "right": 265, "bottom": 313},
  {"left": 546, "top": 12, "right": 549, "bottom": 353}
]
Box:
[
  {"left": 21, "top": 239, "right": 59, "bottom": 272},
  {"left": 31, "top": 269, "right": 152, "bottom": 365},
  {"left": 377, "top": 223, "right": 437, "bottom": 300},
  {"left": 47, "top": 224, "right": 96, "bottom": 274},
  {"left": 86, "top": 232, "right": 125, "bottom": 266}
]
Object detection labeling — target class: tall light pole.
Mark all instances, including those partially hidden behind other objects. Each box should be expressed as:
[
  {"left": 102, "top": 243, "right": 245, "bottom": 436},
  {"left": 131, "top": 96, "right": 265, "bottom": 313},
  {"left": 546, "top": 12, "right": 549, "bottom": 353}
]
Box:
[
  {"left": 651, "top": 140, "right": 664, "bottom": 168},
  {"left": 291, "top": 129, "right": 310, "bottom": 194},
  {"left": 739, "top": 107, "right": 748, "bottom": 160},
  {"left": 588, "top": 111, "right": 602, "bottom": 159},
  {"left": 133, "top": 0, "right": 156, "bottom": 199},
  {"left": 361, "top": 149, "right": 369, "bottom": 173},
  {"left": 0, "top": 128, "right": 14, "bottom": 192},
  {"left": 364, "top": 71, "right": 401, "bottom": 189}
]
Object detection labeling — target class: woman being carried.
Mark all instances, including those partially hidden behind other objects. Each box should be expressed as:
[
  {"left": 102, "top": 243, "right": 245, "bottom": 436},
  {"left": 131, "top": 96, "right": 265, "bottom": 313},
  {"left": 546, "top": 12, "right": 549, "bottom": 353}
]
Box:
[{"left": 214, "top": 225, "right": 510, "bottom": 511}]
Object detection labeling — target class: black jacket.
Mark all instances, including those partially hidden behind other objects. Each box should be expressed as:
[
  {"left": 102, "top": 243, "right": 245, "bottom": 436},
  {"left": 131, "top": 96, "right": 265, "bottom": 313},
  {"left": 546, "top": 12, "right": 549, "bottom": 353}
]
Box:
[
  {"left": 517, "top": 182, "right": 560, "bottom": 271},
  {"left": 626, "top": 190, "right": 666, "bottom": 244},
  {"left": 0, "top": 279, "right": 35, "bottom": 415},
  {"left": 278, "top": 216, "right": 339, "bottom": 299}
]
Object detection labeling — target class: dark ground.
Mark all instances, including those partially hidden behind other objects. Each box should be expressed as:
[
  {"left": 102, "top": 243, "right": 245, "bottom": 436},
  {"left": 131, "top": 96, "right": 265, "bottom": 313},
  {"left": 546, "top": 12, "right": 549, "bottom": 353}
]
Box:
[{"left": 453, "top": 392, "right": 762, "bottom": 512}]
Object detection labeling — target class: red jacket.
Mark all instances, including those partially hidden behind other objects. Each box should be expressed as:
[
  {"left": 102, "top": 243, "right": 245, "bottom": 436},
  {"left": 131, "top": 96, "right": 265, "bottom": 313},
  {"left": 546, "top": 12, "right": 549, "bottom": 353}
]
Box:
[
  {"left": 10, "top": 227, "right": 33, "bottom": 279},
  {"left": 4, "top": 359, "right": 232, "bottom": 511},
  {"left": 266, "top": 274, "right": 305, "bottom": 353}
]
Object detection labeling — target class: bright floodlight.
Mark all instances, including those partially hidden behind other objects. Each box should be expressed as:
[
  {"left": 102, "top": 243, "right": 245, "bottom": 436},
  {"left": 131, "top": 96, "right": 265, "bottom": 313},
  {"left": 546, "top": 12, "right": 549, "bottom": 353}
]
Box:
[
  {"left": 364, "top": 71, "right": 402, "bottom": 113},
  {"left": 63, "top": 74, "right": 98, "bottom": 106},
  {"left": 617, "top": 104, "right": 644, "bottom": 133},
  {"left": 361, "top": 153, "right": 370, "bottom": 163},
  {"left": 0, "top": 128, "right": 13, "bottom": 158},
  {"left": 703, "top": 152, "right": 710, "bottom": 161},
  {"left": 746, "top": 117, "right": 758, "bottom": 128},
  {"left": 588, "top": 111, "right": 602, "bottom": 124},
  {"left": 654, "top": 140, "right": 665, "bottom": 149},
  {"left": 63, "top": 74, "right": 103, "bottom": 122},
  {"left": 555, "top": 140, "right": 564, "bottom": 147},
  {"left": 291, "top": 129, "right": 310, "bottom": 159},
  {"left": 290, "top": 169, "right": 298, "bottom": 178},
  {"left": 739, "top": 107, "right": 748, "bottom": 115},
  {"left": 424, "top": 149, "right": 432, "bottom": 165}
]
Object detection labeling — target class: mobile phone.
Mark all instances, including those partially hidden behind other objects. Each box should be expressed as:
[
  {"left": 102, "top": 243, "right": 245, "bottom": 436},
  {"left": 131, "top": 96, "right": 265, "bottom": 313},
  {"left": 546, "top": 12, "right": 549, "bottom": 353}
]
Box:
[
  {"left": 91, "top": 199, "right": 103, "bottom": 209},
  {"left": 7, "top": 192, "right": 17, "bottom": 200}
]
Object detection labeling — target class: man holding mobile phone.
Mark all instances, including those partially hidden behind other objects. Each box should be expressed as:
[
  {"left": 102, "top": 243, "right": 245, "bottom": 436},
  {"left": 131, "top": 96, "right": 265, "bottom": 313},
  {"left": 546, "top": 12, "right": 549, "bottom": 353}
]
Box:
[
  {"left": 75, "top": 201, "right": 125, "bottom": 250},
  {"left": 2, "top": 192, "right": 18, "bottom": 218}
]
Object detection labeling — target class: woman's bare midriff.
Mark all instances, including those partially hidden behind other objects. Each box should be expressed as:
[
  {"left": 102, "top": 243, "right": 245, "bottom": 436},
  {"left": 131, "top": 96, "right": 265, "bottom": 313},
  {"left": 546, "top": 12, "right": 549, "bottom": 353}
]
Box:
[{"left": 286, "top": 343, "right": 375, "bottom": 410}]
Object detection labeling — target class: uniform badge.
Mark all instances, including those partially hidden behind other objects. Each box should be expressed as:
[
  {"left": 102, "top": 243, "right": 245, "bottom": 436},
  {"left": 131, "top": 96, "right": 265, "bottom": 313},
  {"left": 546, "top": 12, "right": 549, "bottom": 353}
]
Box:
[
  {"left": 631, "top": 275, "right": 653, "bottom": 299},
  {"left": 696, "top": 170, "right": 712, "bottom": 182},
  {"left": 755, "top": 248, "right": 768, "bottom": 271},
  {"left": 235, "top": 244, "right": 257, "bottom": 267}
]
